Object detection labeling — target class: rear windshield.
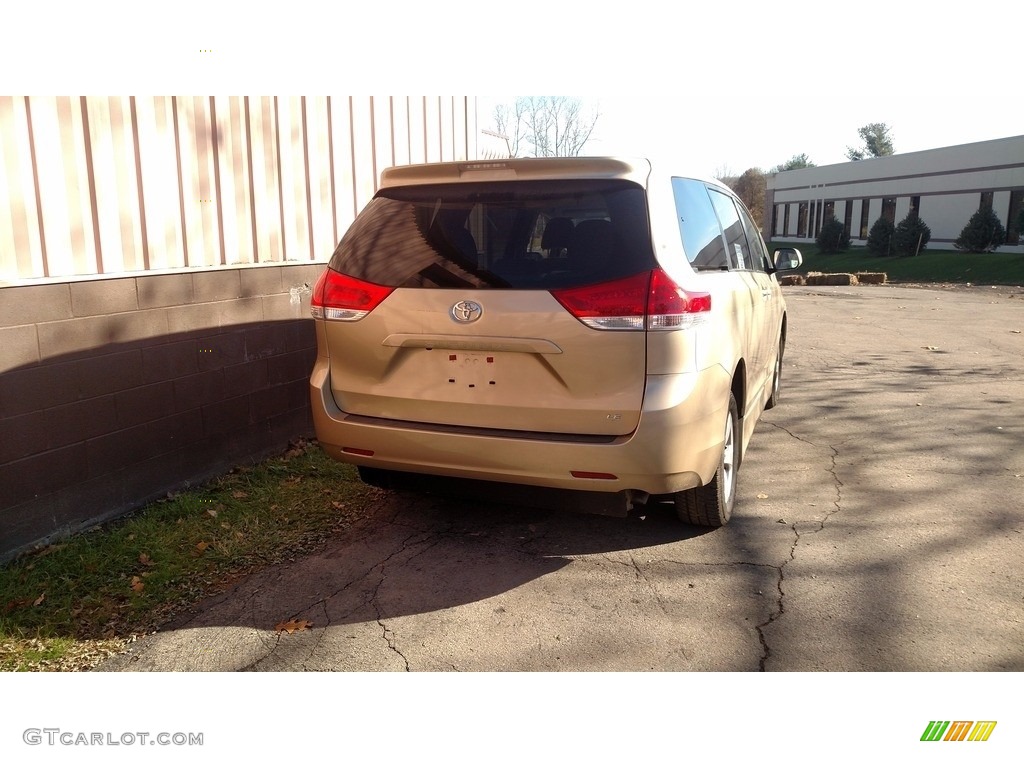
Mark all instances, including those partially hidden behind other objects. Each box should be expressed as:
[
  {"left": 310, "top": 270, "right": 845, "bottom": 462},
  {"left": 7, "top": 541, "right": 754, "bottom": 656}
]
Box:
[{"left": 327, "top": 179, "right": 656, "bottom": 289}]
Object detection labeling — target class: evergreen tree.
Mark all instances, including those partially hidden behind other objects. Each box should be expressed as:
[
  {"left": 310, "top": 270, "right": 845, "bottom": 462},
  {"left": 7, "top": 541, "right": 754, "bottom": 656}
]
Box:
[
  {"left": 866, "top": 217, "right": 895, "bottom": 257},
  {"left": 892, "top": 212, "right": 931, "bottom": 257},
  {"left": 846, "top": 123, "right": 895, "bottom": 160},
  {"left": 815, "top": 215, "right": 850, "bottom": 254},
  {"left": 954, "top": 207, "right": 1006, "bottom": 253},
  {"left": 771, "top": 153, "right": 816, "bottom": 173}
]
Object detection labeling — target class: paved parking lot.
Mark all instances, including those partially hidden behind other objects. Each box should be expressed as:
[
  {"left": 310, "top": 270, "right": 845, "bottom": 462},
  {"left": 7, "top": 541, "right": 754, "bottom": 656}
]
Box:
[{"left": 103, "top": 284, "right": 1024, "bottom": 671}]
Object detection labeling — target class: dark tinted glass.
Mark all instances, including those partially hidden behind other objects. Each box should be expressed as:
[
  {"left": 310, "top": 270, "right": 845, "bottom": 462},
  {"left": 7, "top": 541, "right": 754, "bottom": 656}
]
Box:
[
  {"left": 672, "top": 178, "right": 728, "bottom": 269},
  {"left": 328, "top": 180, "right": 656, "bottom": 289}
]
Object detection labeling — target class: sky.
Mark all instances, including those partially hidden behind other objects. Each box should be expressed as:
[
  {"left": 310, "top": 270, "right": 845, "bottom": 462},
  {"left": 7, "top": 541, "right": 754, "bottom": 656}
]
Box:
[
  {"left": 479, "top": 93, "right": 1023, "bottom": 180},
  {"left": 4, "top": 1, "right": 1020, "bottom": 181}
]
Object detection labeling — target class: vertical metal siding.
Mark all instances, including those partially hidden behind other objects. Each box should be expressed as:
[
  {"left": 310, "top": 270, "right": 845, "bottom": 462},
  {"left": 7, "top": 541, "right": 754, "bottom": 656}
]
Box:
[
  {"left": 31, "top": 97, "right": 98, "bottom": 278},
  {"left": 0, "top": 96, "right": 476, "bottom": 283},
  {"left": 213, "top": 96, "right": 256, "bottom": 266},
  {"left": 83, "top": 97, "right": 146, "bottom": 274},
  {"left": 133, "top": 96, "right": 186, "bottom": 271},
  {"left": 423, "top": 97, "right": 441, "bottom": 163},
  {"left": 276, "top": 96, "right": 311, "bottom": 263},
  {"left": 0, "top": 97, "right": 44, "bottom": 278},
  {"left": 407, "top": 97, "right": 426, "bottom": 165},
  {"left": 305, "top": 96, "right": 336, "bottom": 263},
  {"left": 348, "top": 97, "right": 377, "bottom": 214}
]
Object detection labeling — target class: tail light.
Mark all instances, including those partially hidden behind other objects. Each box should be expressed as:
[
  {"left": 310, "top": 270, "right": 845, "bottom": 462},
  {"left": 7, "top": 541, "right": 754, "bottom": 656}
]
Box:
[
  {"left": 311, "top": 269, "right": 394, "bottom": 321},
  {"left": 552, "top": 269, "right": 710, "bottom": 331}
]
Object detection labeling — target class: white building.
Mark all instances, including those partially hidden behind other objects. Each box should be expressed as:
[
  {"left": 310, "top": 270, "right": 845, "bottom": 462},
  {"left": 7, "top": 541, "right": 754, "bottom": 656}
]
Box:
[{"left": 765, "top": 135, "right": 1024, "bottom": 254}]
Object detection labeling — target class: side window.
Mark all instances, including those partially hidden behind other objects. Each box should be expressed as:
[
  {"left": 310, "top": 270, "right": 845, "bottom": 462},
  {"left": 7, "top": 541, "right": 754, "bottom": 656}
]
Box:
[
  {"left": 672, "top": 178, "right": 728, "bottom": 269},
  {"left": 707, "top": 188, "right": 751, "bottom": 270},
  {"left": 737, "top": 204, "right": 770, "bottom": 272}
]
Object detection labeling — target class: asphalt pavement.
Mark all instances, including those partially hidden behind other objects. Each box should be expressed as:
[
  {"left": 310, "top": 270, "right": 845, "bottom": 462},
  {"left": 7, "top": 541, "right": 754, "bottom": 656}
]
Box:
[{"left": 100, "top": 284, "right": 1024, "bottom": 671}]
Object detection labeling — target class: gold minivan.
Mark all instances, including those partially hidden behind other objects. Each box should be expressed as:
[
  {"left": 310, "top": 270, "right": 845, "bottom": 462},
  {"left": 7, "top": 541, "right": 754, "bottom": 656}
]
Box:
[{"left": 309, "top": 157, "right": 801, "bottom": 526}]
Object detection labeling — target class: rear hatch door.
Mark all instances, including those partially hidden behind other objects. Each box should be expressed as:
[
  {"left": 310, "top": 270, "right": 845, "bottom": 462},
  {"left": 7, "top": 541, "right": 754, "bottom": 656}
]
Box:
[{"left": 320, "top": 175, "right": 657, "bottom": 437}]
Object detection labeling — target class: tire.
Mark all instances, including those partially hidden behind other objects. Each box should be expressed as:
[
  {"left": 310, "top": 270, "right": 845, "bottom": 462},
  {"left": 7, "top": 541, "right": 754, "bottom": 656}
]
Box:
[
  {"left": 357, "top": 466, "right": 397, "bottom": 489},
  {"left": 675, "top": 393, "right": 739, "bottom": 527},
  {"left": 764, "top": 337, "right": 784, "bottom": 410}
]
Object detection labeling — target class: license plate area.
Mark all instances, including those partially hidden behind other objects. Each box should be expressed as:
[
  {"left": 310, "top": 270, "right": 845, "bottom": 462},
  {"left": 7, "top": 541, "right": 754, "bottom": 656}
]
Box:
[{"left": 445, "top": 351, "right": 497, "bottom": 389}]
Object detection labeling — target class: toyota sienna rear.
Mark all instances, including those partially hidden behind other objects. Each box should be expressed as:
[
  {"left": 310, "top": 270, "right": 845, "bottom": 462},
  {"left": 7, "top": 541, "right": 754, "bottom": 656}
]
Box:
[{"left": 309, "top": 157, "right": 801, "bottom": 526}]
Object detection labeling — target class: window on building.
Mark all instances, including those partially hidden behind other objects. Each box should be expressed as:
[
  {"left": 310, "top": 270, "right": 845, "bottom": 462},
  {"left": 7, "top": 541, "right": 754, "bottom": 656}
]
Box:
[
  {"left": 824, "top": 200, "right": 835, "bottom": 221},
  {"left": 910, "top": 196, "right": 921, "bottom": 217},
  {"left": 843, "top": 200, "right": 853, "bottom": 237},
  {"left": 798, "top": 202, "right": 808, "bottom": 237},
  {"left": 771, "top": 205, "right": 780, "bottom": 237},
  {"left": 981, "top": 191, "right": 994, "bottom": 211},
  {"left": 860, "top": 198, "right": 870, "bottom": 239},
  {"left": 809, "top": 201, "right": 817, "bottom": 237},
  {"left": 881, "top": 197, "right": 896, "bottom": 223},
  {"left": 783, "top": 204, "right": 791, "bottom": 237},
  {"left": 1008, "top": 190, "right": 1023, "bottom": 245}
]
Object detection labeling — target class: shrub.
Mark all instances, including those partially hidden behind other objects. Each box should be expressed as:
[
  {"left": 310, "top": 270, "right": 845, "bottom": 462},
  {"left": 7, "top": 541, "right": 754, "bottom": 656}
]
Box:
[
  {"left": 954, "top": 206, "right": 1006, "bottom": 253},
  {"left": 892, "top": 212, "right": 931, "bottom": 257},
  {"left": 815, "top": 215, "right": 851, "bottom": 254},
  {"left": 866, "top": 217, "right": 895, "bottom": 257}
]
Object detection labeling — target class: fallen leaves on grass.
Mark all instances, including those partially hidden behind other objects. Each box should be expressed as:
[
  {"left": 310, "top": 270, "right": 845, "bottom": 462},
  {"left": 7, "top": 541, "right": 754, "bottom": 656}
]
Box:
[{"left": 1, "top": 637, "right": 129, "bottom": 672}]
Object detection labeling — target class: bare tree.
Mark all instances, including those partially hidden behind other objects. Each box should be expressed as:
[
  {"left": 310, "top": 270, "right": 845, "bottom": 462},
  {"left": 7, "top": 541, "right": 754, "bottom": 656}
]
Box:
[
  {"left": 493, "top": 97, "right": 599, "bottom": 157},
  {"left": 714, "top": 164, "right": 739, "bottom": 187},
  {"left": 728, "top": 167, "right": 767, "bottom": 225}
]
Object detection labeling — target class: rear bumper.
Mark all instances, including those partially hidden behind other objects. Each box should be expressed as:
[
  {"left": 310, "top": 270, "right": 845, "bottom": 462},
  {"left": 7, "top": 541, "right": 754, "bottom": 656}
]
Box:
[{"left": 309, "top": 358, "right": 729, "bottom": 496}]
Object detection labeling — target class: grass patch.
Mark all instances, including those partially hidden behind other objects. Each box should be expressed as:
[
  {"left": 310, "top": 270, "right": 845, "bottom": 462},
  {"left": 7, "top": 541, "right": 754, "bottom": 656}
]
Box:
[
  {"left": 0, "top": 439, "right": 381, "bottom": 671},
  {"left": 770, "top": 243, "right": 1024, "bottom": 286}
]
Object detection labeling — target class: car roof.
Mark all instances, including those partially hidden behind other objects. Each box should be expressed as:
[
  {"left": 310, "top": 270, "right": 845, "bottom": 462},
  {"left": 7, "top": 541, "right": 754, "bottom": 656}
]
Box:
[{"left": 378, "top": 157, "right": 653, "bottom": 188}]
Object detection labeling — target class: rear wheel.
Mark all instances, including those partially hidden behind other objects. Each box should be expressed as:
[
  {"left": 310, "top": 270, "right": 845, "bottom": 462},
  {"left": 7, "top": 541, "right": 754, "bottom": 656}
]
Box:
[
  {"left": 765, "top": 337, "right": 784, "bottom": 410},
  {"left": 357, "top": 466, "right": 398, "bottom": 489},
  {"left": 675, "top": 393, "right": 739, "bottom": 527}
]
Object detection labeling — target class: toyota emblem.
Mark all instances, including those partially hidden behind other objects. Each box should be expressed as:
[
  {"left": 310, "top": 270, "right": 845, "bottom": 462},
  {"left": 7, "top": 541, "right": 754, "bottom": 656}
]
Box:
[{"left": 450, "top": 300, "right": 483, "bottom": 323}]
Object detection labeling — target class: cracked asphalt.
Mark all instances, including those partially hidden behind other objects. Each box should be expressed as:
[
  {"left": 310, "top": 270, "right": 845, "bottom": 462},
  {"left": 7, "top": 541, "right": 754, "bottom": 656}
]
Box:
[{"left": 101, "top": 284, "right": 1024, "bottom": 671}]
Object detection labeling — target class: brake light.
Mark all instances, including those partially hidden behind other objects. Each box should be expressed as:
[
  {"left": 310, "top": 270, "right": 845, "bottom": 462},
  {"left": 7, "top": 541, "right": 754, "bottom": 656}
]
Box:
[
  {"left": 551, "top": 269, "right": 710, "bottom": 331},
  {"left": 647, "top": 268, "right": 711, "bottom": 330},
  {"left": 551, "top": 272, "right": 648, "bottom": 330},
  {"left": 311, "top": 269, "right": 394, "bottom": 321}
]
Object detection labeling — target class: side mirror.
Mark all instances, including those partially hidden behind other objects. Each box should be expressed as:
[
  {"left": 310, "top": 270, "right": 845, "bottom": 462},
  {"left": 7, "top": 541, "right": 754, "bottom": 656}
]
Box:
[{"left": 773, "top": 247, "right": 803, "bottom": 272}]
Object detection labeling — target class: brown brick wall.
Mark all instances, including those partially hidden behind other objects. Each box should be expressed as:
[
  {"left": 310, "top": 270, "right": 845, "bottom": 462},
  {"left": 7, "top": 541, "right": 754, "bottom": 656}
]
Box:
[{"left": 0, "top": 263, "right": 324, "bottom": 561}]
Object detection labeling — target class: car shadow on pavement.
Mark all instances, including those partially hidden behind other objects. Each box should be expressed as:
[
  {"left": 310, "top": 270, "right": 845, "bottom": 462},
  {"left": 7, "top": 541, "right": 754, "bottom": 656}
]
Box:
[{"left": 165, "top": 486, "right": 708, "bottom": 633}]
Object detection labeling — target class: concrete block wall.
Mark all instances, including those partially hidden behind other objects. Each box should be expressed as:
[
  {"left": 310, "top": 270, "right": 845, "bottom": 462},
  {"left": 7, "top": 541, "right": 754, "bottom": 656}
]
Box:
[{"left": 0, "top": 263, "right": 324, "bottom": 560}]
